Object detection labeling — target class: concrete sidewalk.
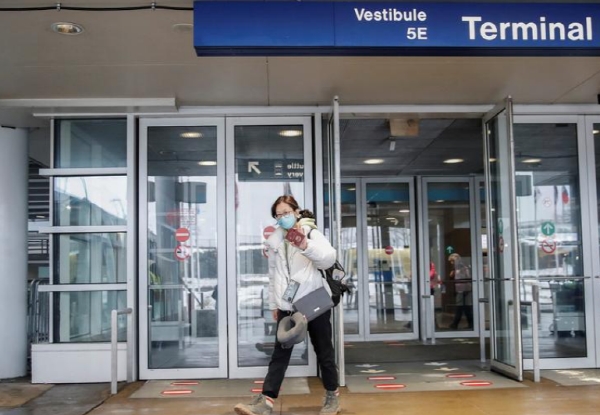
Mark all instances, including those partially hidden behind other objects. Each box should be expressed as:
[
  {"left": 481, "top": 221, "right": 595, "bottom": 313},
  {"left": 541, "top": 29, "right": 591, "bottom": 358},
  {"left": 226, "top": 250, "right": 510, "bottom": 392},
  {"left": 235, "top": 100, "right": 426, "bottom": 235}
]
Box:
[{"left": 3, "top": 376, "right": 600, "bottom": 415}]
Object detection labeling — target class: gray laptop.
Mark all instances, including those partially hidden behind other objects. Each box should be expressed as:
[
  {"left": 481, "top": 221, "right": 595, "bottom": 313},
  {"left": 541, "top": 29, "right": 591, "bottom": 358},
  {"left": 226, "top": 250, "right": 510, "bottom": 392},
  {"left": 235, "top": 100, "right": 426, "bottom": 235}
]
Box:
[{"left": 293, "top": 287, "right": 334, "bottom": 322}]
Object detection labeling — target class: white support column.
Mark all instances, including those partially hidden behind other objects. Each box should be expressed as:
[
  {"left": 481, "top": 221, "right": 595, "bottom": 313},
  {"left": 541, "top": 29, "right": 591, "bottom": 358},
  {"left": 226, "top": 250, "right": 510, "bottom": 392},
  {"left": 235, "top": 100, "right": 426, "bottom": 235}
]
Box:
[{"left": 0, "top": 126, "right": 28, "bottom": 379}]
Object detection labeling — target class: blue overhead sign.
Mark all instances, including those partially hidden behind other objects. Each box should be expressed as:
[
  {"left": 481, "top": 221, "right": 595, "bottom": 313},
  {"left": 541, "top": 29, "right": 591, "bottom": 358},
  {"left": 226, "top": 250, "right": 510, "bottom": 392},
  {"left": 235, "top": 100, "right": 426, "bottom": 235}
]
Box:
[{"left": 194, "top": 2, "right": 600, "bottom": 56}]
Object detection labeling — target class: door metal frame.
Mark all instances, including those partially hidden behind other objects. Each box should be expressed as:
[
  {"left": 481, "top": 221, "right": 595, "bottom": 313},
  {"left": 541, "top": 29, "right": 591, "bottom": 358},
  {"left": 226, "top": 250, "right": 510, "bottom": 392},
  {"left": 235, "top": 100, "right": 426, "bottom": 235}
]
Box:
[
  {"left": 483, "top": 98, "right": 523, "bottom": 380},
  {"left": 516, "top": 114, "right": 596, "bottom": 370},
  {"left": 418, "top": 176, "right": 482, "bottom": 338},
  {"left": 358, "top": 177, "right": 418, "bottom": 341},
  {"left": 138, "top": 117, "right": 227, "bottom": 380},
  {"left": 225, "top": 116, "right": 317, "bottom": 379}
]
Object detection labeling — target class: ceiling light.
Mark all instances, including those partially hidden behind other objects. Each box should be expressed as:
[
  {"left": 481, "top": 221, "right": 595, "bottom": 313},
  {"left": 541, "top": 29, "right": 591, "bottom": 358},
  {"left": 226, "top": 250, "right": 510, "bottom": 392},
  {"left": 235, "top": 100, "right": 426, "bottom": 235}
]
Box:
[
  {"left": 443, "top": 158, "right": 464, "bottom": 164},
  {"left": 347, "top": 187, "right": 356, "bottom": 191},
  {"left": 198, "top": 161, "right": 216, "bottom": 166},
  {"left": 364, "top": 159, "right": 384, "bottom": 165},
  {"left": 594, "top": 129, "right": 600, "bottom": 134},
  {"left": 386, "top": 217, "right": 396, "bottom": 221},
  {"left": 51, "top": 22, "right": 84, "bottom": 35},
  {"left": 399, "top": 209, "right": 410, "bottom": 213},
  {"left": 279, "top": 129, "right": 302, "bottom": 137},
  {"left": 489, "top": 158, "right": 497, "bottom": 162},
  {"left": 522, "top": 158, "right": 542, "bottom": 164},
  {"left": 172, "top": 23, "right": 193, "bottom": 33},
  {"left": 436, "top": 200, "right": 445, "bottom": 203},
  {"left": 180, "top": 131, "right": 203, "bottom": 139}
]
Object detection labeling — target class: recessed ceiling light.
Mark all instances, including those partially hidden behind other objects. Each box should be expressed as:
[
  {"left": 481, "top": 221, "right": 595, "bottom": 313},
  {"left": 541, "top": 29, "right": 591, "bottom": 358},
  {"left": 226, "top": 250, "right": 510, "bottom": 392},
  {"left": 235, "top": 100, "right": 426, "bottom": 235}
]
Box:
[
  {"left": 436, "top": 200, "right": 445, "bottom": 203},
  {"left": 522, "top": 158, "right": 542, "bottom": 164},
  {"left": 279, "top": 129, "right": 302, "bottom": 137},
  {"left": 399, "top": 209, "right": 410, "bottom": 213},
  {"left": 443, "top": 158, "right": 464, "bottom": 164},
  {"left": 51, "top": 22, "right": 84, "bottom": 35},
  {"left": 364, "top": 159, "right": 384, "bottom": 165},
  {"left": 386, "top": 217, "right": 396, "bottom": 221},
  {"left": 347, "top": 187, "right": 356, "bottom": 191},
  {"left": 172, "top": 23, "right": 193, "bottom": 33},
  {"left": 198, "top": 161, "right": 216, "bottom": 166},
  {"left": 181, "top": 131, "right": 203, "bottom": 139},
  {"left": 36, "top": 215, "right": 46, "bottom": 219},
  {"left": 594, "top": 129, "right": 600, "bottom": 134},
  {"left": 489, "top": 158, "right": 497, "bottom": 162}
]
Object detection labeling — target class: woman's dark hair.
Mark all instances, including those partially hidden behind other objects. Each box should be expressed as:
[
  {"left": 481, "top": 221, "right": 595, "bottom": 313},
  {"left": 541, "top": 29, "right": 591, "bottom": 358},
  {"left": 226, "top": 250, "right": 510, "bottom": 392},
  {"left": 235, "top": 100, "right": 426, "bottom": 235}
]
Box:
[{"left": 271, "top": 195, "right": 314, "bottom": 219}]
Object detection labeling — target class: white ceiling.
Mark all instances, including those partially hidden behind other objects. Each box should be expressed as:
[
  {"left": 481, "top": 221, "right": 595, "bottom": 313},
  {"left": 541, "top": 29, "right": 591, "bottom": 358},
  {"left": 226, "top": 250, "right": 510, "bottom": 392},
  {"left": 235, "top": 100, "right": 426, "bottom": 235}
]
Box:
[{"left": 3, "top": 0, "right": 600, "bottom": 128}]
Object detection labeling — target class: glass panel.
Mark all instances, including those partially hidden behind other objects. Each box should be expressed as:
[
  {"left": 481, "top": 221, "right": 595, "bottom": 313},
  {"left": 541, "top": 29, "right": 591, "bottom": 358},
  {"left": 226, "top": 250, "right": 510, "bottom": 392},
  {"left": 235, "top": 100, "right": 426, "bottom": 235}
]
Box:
[
  {"left": 365, "top": 182, "right": 412, "bottom": 334},
  {"left": 514, "top": 123, "right": 586, "bottom": 359},
  {"left": 147, "top": 125, "right": 219, "bottom": 369},
  {"left": 234, "top": 124, "right": 306, "bottom": 367},
  {"left": 426, "top": 182, "right": 473, "bottom": 332},
  {"left": 486, "top": 110, "right": 520, "bottom": 370},
  {"left": 54, "top": 119, "right": 127, "bottom": 168},
  {"left": 53, "top": 233, "right": 126, "bottom": 284},
  {"left": 53, "top": 176, "right": 127, "bottom": 226},
  {"left": 53, "top": 290, "right": 127, "bottom": 342},
  {"left": 340, "top": 184, "right": 359, "bottom": 335}
]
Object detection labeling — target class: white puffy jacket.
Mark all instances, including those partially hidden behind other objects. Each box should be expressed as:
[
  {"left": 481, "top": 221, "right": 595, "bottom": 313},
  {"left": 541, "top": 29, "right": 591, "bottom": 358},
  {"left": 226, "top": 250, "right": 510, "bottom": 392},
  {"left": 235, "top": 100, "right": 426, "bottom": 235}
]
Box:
[{"left": 265, "top": 219, "right": 336, "bottom": 312}]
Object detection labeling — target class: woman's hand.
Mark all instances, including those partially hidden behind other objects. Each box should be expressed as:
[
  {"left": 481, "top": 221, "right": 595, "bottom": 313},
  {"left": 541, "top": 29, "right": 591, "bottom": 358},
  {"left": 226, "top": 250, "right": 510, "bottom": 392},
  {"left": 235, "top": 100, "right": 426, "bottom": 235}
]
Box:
[{"left": 272, "top": 309, "right": 279, "bottom": 321}]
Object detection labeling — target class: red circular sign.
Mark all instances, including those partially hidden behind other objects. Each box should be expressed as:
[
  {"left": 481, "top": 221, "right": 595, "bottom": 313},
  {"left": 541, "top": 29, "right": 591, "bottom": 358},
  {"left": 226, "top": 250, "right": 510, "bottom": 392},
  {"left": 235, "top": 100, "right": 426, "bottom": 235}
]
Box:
[
  {"left": 541, "top": 239, "right": 557, "bottom": 254},
  {"left": 174, "top": 245, "right": 191, "bottom": 261},
  {"left": 385, "top": 246, "right": 394, "bottom": 255},
  {"left": 263, "top": 225, "right": 276, "bottom": 240},
  {"left": 175, "top": 227, "right": 190, "bottom": 242}
]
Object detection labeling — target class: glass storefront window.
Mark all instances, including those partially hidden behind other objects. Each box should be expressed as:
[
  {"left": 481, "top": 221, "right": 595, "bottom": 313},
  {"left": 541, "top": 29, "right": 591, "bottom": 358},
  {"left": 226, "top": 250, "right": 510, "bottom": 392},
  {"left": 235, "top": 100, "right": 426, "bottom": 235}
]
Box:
[
  {"left": 53, "top": 176, "right": 127, "bottom": 226},
  {"left": 54, "top": 119, "right": 127, "bottom": 168},
  {"left": 53, "top": 233, "right": 126, "bottom": 284},
  {"left": 53, "top": 290, "right": 127, "bottom": 342},
  {"left": 514, "top": 123, "right": 586, "bottom": 359}
]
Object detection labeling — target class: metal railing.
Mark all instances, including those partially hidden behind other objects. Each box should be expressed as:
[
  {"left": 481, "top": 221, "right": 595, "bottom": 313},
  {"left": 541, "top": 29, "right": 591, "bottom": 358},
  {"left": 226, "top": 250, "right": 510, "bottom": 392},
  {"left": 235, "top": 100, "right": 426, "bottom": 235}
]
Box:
[
  {"left": 111, "top": 307, "right": 133, "bottom": 395},
  {"left": 27, "top": 278, "right": 49, "bottom": 344},
  {"left": 521, "top": 284, "right": 540, "bottom": 383},
  {"left": 421, "top": 294, "right": 436, "bottom": 344},
  {"left": 478, "top": 297, "right": 488, "bottom": 364}
]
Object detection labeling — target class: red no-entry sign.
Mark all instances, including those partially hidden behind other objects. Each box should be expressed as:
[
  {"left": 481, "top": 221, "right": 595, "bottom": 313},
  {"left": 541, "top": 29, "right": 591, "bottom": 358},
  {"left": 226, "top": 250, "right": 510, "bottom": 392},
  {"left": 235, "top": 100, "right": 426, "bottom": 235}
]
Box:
[
  {"left": 263, "top": 225, "right": 276, "bottom": 240},
  {"left": 175, "top": 227, "right": 190, "bottom": 242},
  {"left": 385, "top": 246, "right": 394, "bottom": 255}
]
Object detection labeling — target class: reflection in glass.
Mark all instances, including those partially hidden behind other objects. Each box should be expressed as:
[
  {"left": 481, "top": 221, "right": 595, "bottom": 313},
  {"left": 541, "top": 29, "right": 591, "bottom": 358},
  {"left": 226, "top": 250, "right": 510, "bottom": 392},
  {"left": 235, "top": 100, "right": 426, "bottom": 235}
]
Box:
[
  {"left": 53, "top": 290, "right": 126, "bottom": 342},
  {"left": 53, "top": 176, "right": 127, "bottom": 226},
  {"left": 234, "top": 125, "right": 306, "bottom": 367},
  {"left": 365, "top": 182, "right": 412, "bottom": 334},
  {"left": 514, "top": 123, "right": 586, "bottom": 359},
  {"left": 426, "top": 182, "right": 473, "bottom": 332},
  {"left": 54, "top": 119, "right": 127, "bottom": 168},
  {"left": 147, "top": 125, "right": 219, "bottom": 369},
  {"left": 53, "top": 233, "right": 126, "bottom": 284}
]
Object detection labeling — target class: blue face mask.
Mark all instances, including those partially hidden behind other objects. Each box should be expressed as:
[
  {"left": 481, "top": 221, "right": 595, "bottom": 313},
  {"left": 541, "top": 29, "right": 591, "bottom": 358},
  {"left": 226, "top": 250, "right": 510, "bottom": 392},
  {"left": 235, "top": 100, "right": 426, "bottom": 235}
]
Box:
[{"left": 277, "top": 214, "right": 297, "bottom": 230}]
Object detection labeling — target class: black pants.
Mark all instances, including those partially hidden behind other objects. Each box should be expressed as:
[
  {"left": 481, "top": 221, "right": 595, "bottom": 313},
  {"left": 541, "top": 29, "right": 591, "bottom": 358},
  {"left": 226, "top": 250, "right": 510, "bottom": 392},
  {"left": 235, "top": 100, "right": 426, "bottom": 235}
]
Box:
[
  {"left": 262, "top": 309, "right": 338, "bottom": 399},
  {"left": 451, "top": 292, "right": 473, "bottom": 329}
]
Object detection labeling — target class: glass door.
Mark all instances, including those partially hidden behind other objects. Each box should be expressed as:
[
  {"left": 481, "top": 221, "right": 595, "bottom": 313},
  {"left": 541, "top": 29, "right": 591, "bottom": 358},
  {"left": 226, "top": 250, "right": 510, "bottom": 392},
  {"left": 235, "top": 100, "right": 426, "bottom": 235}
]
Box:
[
  {"left": 226, "top": 117, "right": 316, "bottom": 378},
  {"left": 420, "top": 178, "right": 479, "bottom": 337},
  {"left": 360, "top": 179, "right": 417, "bottom": 340},
  {"left": 139, "top": 118, "right": 227, "bottom": 379},
  {"left": 483, "top": 98, "right": 523, "bottom": 381}
]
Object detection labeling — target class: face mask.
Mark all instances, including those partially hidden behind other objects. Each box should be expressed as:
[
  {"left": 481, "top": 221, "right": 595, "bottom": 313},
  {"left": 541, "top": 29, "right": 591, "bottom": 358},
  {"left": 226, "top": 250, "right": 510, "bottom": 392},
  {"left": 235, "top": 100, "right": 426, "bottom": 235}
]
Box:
[{"left": 277, "top": 214, "right": 297, "bottom": 230}]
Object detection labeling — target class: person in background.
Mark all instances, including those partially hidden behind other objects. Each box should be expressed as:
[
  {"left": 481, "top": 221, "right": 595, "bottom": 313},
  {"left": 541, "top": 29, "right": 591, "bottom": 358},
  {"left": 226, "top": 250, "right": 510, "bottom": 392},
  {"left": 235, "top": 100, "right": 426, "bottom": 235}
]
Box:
[
  {"left": 448, "top": 253, "right": 473, "bottom": 330},
  {"left": 234, "top": 195, "right": 341, "bottom": 415}
]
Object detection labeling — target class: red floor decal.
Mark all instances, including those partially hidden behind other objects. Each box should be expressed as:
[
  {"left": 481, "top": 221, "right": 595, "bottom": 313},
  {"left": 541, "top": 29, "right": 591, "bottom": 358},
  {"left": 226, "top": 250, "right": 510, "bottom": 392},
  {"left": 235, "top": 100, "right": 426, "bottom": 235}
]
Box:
[
  {"left": 446, "top": 374, "right": 476, "bottom": 379},
  {"left": 374, "top": 384, "right": 406, "bottom": 390},
  {"left": 171, "top": 381, "right": 199, "bottom": 385},
  {"left": 161, "top": 390, "right": 193, "bottom": 395}
]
